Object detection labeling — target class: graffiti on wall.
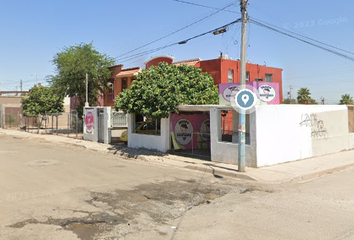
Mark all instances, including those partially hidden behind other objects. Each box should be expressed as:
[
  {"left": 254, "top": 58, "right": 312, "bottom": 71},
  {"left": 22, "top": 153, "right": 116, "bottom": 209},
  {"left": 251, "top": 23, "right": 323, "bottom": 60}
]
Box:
[{"left": 299, "top": 113, "right": 328, "bottom": 139}]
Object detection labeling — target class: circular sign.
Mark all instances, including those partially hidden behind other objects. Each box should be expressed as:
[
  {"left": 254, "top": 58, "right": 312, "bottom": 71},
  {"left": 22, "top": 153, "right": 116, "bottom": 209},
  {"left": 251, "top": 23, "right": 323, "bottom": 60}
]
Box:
[
  {"left": 200, "top": 119, "right": 210, "bottom": 142},
  {"left": 222, "top": 85, "right": 240, "bottom": 102},
  {"left": 235, "top": 89, "right": 257, "bottom": 110},
  {"left": 175, "top": 119, "right": 193, "bottom": 146},
  {"left": 258, "top": 85, "right": 276, "bottom": 102},
  {"left": 85, "top": 111, "right": 94, "bottom": 133}
]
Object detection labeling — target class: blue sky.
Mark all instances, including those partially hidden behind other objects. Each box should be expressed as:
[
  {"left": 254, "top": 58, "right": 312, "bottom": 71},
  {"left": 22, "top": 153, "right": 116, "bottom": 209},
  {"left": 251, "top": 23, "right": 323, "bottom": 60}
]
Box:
[{"left": 1, "top": 0, "right": 353, "bottom": 104}]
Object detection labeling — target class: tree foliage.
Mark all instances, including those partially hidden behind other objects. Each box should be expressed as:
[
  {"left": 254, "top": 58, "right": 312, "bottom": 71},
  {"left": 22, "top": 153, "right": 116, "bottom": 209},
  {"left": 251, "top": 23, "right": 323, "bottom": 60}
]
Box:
[
  {"left": 283, "top": 98, "right": 297, "bottom": 104},
  {"left": 339, "top": 94, "right": 354, "bottom": 105},
  {"left": 309, "top": 98, "right": 318, "bottom": 104},
  {"left": 115, "top": 62, "right": 219, "bottom": 119},
  {"left": 21, "top": 85, "right": 64, "bottom": 116},
  {"left": 297, "top": 87, "right": 312, "bottom": 104},
  {"left": 50, "top": 43, "right": 115, "bottom": 110}
]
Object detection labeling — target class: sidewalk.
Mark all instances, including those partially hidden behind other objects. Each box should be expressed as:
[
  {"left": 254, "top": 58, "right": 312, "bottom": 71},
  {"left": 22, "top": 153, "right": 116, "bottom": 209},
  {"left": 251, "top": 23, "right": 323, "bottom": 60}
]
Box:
[{"left": 1, "top": 128, "right": 354, "bottom": 183}]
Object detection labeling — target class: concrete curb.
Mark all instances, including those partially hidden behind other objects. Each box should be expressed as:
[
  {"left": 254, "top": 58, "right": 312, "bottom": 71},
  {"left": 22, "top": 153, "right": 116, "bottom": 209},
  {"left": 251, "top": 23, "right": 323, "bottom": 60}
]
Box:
[
  {"left": 290, "top": 162, "right": 354, "bottom": 183},
  {"left": 183, "top": 165, "right": 256, "bottom": 181}
]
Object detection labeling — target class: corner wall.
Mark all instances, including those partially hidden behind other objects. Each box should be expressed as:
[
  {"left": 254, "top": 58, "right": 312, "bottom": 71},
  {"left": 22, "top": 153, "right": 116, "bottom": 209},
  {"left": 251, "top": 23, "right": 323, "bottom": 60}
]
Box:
[
  {"left": 255, "top": 105, "right": 351, "bottom": 167},
  {"left": 210, "top": 107, "right": 257, "bottom": 167}
]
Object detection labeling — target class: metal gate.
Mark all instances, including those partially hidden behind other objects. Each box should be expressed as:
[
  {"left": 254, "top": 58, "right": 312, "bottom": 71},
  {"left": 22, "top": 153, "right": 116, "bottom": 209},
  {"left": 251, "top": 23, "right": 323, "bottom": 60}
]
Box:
[{"left": 98, "top": 109, "right": 105, "bottom": 142}]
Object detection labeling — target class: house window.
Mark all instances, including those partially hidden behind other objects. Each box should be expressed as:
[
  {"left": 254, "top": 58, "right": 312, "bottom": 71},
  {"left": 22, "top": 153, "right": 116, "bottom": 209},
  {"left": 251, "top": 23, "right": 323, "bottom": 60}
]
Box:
[
  {"left": 246, "top": 72, "right": 250, "bottom": 82},
  {"left": 220, "top": 110, "right": 233, "bottom": 142},
  {"left": 219, "top": 110, "right": 250, "bottom": 144},
  {"left": 132, "top": 114, "right": 161, "bottom": 136},
  {"left": 228, "top": 69, "right": 234, "bottom": 83},
  {"left": 122, "top": 78, "right": 127, "bottom": 90},
  {"left": 107, "top": 80, "right": 114, "bottom": 101},
  {"left": 266, "top": 74, "right": 273, "bottom": 82}
]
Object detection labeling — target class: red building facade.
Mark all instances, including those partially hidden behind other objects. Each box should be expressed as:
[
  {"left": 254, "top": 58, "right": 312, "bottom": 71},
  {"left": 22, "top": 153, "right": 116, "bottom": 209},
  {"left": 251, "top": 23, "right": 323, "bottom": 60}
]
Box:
[
  {"left": 103, "top": 65, "right": 141, "bottom": 107},
  {"left": 196, "top": 58, "right": 283, "bottom": 102},
  {"left": 103, "top": 56, "right": 283, "bottom": 105}
]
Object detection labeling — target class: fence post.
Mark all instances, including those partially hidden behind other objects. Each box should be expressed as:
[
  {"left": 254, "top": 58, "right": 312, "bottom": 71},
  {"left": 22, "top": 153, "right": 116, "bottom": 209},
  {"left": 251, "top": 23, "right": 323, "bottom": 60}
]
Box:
[
  {"left": 44, "top": 112, "right": 47, "bottom": 134},
  {"left": 37, "top": 114, "right": 40, "bottom": 134},
  {"left": 76, "top": 111, "right": 78, "bottom": 138},
  {"left": 56, "top": 112, "right": 59, "bottom": 135},
  {"left": 67, "top": 113, "right": 70, "bottom": 136},
  {"left": 52, "top": 115, "right": 54, "bottom": 134}
]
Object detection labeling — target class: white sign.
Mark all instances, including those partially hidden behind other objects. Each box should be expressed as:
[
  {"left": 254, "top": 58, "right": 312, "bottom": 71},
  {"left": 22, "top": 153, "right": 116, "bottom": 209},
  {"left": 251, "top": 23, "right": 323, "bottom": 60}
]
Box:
[
  {"left": 175, "top": 119, "right": 193, "bottom": 146},
  {"left": 258, "top": 85, "right": 276, "bottom": 102},
  {"left": 199, "top": 119, "right": 210, "bottom": 142},
  {"left": 222, "top": 85, "right": 240, "bottom": 102}
]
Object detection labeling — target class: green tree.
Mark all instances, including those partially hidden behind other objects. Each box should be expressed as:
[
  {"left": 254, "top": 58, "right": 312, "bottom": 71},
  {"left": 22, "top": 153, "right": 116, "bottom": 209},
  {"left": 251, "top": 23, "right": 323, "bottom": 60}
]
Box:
[
  {"left": 115, "top": 62, "right": 219, "bottom": 119},
  {"left": 22, "top": 85, "right": 64, "bottom": 115},
  {"left": 297, "top": 87, "right": 311, "bottom": 104},
  {"left": 22, "top": 85, "right": 64, "bottom": 130},
  {"left": 7, "top": 115, "right": 16, "bottom": 128},
  {"left": 309, "top": 98, "right": 318, "bottom": 104},
  {"left": 283, "top": 98, "right": 297, "bottom": 104},
  {"left": 339, "top": 94, "right": 354, "bottom": 105},
  {"left": 50, "top": 43, "right": 115, "bottom": 112}
]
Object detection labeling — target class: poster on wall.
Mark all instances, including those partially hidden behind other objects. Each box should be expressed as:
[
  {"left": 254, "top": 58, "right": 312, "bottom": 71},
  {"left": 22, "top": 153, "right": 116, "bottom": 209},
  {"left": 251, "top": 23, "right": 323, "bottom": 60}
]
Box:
[
  {"left": 219, "top": 82, "right": 279, "bottom": 105},
  {"left": 84, "top": 110, "right": 94, "bottom": 134},
  {"left": 174, "top": 118, "right": 194, "bottom": 146},
  {"left": 200, "top": 119, "right": 210, "bottom": 142},
  {"left": 170, "top": 113, "right": 210, "bottom": 150},
  {"left": 258, "top": 84, "right": 276, "bottom": 102}
]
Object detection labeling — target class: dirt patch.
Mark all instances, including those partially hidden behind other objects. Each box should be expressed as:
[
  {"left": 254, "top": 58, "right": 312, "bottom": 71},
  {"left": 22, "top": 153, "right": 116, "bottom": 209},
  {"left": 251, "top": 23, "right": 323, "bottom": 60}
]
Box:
[
  {"left": 8, "top": 212, "right": 125, "bottom": 240},
  {"left": 8, "top": 179, "right": 255, "bottom": 240}
]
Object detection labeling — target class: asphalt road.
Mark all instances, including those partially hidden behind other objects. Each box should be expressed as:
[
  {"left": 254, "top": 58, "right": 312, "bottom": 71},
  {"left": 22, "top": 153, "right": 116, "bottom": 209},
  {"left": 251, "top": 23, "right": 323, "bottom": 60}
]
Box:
[{"left": 1, "top": 134, "right": 354, "bottom": 240}]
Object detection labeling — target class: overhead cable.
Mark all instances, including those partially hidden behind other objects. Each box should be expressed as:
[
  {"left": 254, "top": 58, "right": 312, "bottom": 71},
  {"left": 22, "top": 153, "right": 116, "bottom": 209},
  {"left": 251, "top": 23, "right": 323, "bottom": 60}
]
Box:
[
  {"left": 249, "top": 18, "right": 354, "bottom": 62},
  {"left": 170, "top": 0, "right": 238, "bottom": 14},
  {"left": 117, "top": 19, "right": 241, "bottom": 62},
  {"left": 115, "top": 2, "right": 236, "bottom": 60}
]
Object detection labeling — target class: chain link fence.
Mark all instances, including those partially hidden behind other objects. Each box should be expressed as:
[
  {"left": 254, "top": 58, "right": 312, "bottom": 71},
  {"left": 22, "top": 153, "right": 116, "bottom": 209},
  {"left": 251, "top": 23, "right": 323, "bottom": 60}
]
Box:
[{"left": 22, "top": 111, "right": 83, "bottom": 139}]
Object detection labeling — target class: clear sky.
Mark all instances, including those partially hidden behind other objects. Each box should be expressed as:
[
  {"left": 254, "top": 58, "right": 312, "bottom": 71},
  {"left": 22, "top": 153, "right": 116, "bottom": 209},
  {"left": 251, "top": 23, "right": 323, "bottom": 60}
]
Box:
[{"left": 1, "top": 0, "right": 353, "bottom": 104}]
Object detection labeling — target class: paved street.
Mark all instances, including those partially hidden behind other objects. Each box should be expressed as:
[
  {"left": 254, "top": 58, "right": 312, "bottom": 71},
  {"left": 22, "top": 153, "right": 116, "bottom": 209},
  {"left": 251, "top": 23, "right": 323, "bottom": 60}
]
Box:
[{"left": 1, "top": 134, "right": 354, "bottom": 240}]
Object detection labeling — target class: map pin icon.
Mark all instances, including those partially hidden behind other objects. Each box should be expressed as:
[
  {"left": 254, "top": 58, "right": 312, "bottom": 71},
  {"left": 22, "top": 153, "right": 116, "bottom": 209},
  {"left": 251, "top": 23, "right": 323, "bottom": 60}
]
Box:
[{"left": 242, "top": 94, "right": 249, "bottom": 105}]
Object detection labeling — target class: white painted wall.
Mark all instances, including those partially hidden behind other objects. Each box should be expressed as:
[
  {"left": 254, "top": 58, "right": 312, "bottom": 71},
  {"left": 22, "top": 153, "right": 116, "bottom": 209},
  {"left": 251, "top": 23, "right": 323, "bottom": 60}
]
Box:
[
  {"left": 128, "top": 114, "right": 171, "bottom": 152},
  {"left": 210, "top": 107, "right": 257, "bottom": 167},
  {"left": 256, "top": 105, "right": 351, "bottom": 167},
  {"left": 124, "top": 105, "right": 352, "bottom": 168}
]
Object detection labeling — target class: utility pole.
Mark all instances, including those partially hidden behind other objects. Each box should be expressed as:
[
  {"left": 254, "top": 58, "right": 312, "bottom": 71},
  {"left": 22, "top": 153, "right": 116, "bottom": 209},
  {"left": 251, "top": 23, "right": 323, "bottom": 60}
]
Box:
[
  {"left": 238, "top": 0, "right": 248, "bottom": 172},
  {"left": 288, "top": 85, "right": 293, "bottom": 101},
  {"left": 20, "top": 79, "right": 23, "bottom": 92},
  {"left": 85, "top": 73, "right": 89, "bottom": 107}
]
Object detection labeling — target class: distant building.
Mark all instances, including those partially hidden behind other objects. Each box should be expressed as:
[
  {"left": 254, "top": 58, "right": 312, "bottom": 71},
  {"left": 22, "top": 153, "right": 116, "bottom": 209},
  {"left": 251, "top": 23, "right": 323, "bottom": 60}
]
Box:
[
  {"left": 0, "top": 91, "right": 29, "bottom": 128},
  {"left": 103, "top": 65, "right": 141, "bottom": 107}
]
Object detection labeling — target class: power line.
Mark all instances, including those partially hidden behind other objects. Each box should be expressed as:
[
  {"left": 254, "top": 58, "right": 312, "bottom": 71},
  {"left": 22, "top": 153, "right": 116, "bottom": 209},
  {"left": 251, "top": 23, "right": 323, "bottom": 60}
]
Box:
[
  {"left": 117, "top": 19, "right": 241, "bottom": 63},
  {"left": 115, "top": 2, "right": 236, "bottom": 60},
  {"left": 250, "top": 17, "right": 354, "bottom": 56},
  {"left": 249, "top": 18, "right": 354, "bottom": 62},
  {"left": 170, "top": 0, "right": 238, "bottom": 14}
]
